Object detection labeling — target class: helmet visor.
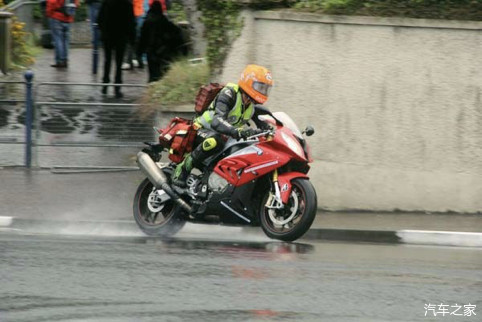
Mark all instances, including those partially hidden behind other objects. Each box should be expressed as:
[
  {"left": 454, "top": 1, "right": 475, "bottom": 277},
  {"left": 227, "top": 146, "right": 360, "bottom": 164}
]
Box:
[{"left": 253, "top": 81, "right": 272, "bottom": 96}]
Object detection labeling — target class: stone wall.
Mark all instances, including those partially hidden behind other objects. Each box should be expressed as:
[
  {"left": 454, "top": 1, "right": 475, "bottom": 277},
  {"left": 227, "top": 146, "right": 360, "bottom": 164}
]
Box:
[{"left": 220, "top": 11, "right": 482, "bottom": 213}]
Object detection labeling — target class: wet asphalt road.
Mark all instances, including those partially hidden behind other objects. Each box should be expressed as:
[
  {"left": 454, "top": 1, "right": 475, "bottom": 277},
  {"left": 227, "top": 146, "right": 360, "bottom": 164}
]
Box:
[{"left": 0, "top": 229, "right": 481, "bottom": 322}]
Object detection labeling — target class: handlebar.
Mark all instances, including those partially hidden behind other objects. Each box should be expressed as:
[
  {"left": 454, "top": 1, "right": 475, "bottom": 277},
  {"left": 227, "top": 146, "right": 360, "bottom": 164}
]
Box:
[{"left": 245, "top": 129, "right": 275, "bottom": 140}]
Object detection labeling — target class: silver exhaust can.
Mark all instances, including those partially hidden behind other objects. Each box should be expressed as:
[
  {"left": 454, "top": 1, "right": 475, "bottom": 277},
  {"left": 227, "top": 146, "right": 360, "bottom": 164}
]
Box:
[{"left": 136, "top": 151, "right": 192, "bottom": 213}]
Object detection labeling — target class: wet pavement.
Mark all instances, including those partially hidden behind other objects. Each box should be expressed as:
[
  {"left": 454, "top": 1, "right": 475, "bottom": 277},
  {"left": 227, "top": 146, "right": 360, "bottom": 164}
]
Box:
[
  {"left": 1, "top": 167, "right": 481, "bottom": 250},
  {"left": 1, "top": 47, "right": 150, "bottom": 100},
  {"left": 0, "top": 48, "right": 157, "bottom": 167},
  {"left": 1, "top": 168, "right": 481, "bottom": 234},
  {"left": 0, "top": 232, "right": 480, "bottom": 322},
  {"left": 2, "top": 40, "right": 480, "bottom": 322}
]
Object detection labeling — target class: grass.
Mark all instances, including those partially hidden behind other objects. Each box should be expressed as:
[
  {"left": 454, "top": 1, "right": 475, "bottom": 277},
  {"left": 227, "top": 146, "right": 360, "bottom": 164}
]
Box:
[{"left": 138, "top": 59, "right": 209, "bottom": 118}]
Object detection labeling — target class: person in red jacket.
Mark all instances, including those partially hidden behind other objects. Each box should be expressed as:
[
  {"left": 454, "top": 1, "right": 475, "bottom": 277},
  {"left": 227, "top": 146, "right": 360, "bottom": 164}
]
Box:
[{"left": 46, "top": 0, "right": 79, "bottom": 68}]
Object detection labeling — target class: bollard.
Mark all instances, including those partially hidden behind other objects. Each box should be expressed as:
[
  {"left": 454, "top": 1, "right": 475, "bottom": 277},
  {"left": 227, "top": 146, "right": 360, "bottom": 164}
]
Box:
[
  {"left": 24, "top": 70, "right": 34, "bottom": 168},
  {"left": 92, "top": 22, "right": 99, "bottom": 75},
  {"left": 0, "top": 11, "right": 13, "bottom": 75}
]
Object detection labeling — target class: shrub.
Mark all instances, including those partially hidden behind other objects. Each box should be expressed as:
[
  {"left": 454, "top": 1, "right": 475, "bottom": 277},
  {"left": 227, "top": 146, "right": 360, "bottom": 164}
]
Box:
[
  {"left": 1, "top": 0, "right": 36, "bottom": 68},
  {"left": 197, "top": 0, "right": 243, "bottom": 74},
  {"left": 140, "top": 59, "right": 209, "bottom": 117},
  {"left": 291, "top": 0, "right": 482, "bottom": 20},
  {"left": 10, "top": 16, "right": 35, "bottom": 67}
]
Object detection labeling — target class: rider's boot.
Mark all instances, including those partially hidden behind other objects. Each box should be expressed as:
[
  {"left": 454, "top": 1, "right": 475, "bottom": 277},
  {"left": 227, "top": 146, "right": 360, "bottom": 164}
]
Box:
[{"left": 172, "top": 154, "right": 193, "bottom": 188}]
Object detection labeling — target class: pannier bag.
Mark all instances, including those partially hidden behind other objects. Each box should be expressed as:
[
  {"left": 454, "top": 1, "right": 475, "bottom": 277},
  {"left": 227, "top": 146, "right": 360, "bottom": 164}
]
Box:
[
  {"left": 158, "top": 117, "right": 197, "bottom": 163},
  {"left": 194, "top": 83, "right": 224, "bottom": 114}
]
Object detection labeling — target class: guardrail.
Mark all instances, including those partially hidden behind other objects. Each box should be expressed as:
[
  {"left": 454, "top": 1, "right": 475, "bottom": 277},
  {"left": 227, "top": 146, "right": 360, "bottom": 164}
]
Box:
[
  {"left": 2, "top": 0, "right": 38, "bottom": 11},
  {"left": 0, "top": 77, "right": 28, "bottom": 167},
  {"left": 0, "top": 71, "right": 157, "bottom": 168}
]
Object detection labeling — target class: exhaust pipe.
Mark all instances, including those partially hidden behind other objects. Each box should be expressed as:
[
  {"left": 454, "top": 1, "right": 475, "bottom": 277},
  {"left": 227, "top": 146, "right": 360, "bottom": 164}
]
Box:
[{"left": 136, "top": 151, "right": 192, "bottom": 213}]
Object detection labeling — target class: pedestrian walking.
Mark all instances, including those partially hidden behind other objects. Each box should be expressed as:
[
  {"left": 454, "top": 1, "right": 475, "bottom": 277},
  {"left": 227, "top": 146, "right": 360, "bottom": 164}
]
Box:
[
  {"left": 46, "top": 0, "right": 79, "bottom": 68},
  {"left": 122, "top": 0, "right": 146, "bottom": 70},
  {"left": 86, "top": 0, "right": 101, "bottom": 44},
  {"left": 137, "top": 0, "right": 186, "bottom": 83},
  {"left": 148, "top": 0, "right": 167, "bottom": 13},
  {"left": 97, "top": 0, "right": 136, "bottom": 98}
]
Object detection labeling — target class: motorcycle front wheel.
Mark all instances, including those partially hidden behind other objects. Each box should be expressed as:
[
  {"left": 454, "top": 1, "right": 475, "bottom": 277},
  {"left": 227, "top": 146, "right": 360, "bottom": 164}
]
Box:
[
  {"left": 133, "top": 177, "right": 186, "bottom": 237},
  {"left": 260, "top": 178, "right": 317, "bottom": 242}
]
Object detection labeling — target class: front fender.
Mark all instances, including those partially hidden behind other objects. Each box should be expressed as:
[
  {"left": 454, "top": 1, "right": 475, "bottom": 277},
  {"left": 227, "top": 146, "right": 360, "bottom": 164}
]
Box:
[{"left": 278, "top": 172, "right": 309, "bottom": 204}]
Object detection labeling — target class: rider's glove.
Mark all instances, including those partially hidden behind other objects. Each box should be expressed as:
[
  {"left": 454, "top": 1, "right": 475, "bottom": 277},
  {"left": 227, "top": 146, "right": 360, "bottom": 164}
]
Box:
[{"left": 232, "top": 128, "right": 263, "bottom": 140}]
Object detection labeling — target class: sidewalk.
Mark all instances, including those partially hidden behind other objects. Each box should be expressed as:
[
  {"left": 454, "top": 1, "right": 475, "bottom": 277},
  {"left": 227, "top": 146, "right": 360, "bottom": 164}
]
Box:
[
  {"left": 1, "top": 47, "right": 153, "bottom": 168},
  {"left": 1, "top": 168, "right": 481, "bottom": 247},
  {"left": 4, "top": 47, "right": 148, "bottom": 84},
  {"left": 2, "top": 48, "right": 149, "bottom": 103}
]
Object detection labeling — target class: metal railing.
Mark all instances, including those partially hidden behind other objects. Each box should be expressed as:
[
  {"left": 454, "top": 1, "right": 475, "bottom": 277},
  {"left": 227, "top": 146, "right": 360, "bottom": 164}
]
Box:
[
  {"left": 0, "top": 80, "right": 27, "bottom": 145},
  {"left": 0, "top": 74, "right": 29, "bottom": 167},
  {"left": 33, "top": 101, "right": 153, "bottom": 147},
  {"left": 0, "top": 71, "right": 157, "bottom": 168}
]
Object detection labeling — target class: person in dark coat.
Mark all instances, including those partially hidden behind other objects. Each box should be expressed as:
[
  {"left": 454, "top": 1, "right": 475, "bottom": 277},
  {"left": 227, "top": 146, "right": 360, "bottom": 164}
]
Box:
[
  {"left": 137, "top": 0, "right": 187, "bottom": 83},
  {"left": 97, "top": 0, "right": 136, "bottom": 98}
]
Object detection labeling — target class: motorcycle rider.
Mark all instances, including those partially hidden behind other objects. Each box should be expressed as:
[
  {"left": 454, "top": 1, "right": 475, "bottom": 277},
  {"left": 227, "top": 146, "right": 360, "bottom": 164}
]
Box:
[{"left": 172, "top": 64, "right": 274, "bottom": 187}]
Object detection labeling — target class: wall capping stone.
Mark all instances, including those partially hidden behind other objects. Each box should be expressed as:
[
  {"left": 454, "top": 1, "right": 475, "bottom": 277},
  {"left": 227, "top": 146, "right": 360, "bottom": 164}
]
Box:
[
  {"left": 161, "top": 104, "right": 194, "bottom": 113},
  {"left": 254, "top": 10, "right": 482, "bottom": 31}
]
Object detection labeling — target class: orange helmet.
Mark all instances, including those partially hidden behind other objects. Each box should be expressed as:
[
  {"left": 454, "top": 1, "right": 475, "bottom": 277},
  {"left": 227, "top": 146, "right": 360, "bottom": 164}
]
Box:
[{"left": 238, "top": 64, "right": 273, "bottom": 104}]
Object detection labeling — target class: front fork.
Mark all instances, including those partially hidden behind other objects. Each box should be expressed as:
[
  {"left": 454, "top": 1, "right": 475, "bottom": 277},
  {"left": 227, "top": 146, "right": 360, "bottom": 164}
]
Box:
[
  {"left": 265, "top": 169, "right": 284, "bottom": 210},
  {"left": 265, "top": 171, "right": 310, "bottom": 208}
]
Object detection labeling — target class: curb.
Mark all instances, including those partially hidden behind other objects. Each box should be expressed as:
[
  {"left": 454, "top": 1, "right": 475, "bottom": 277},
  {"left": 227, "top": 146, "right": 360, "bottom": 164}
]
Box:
[
  {"left": 396, "top": 230, "right": 482, "bottom": 248},
  {"left": 303, "top": 228, "right": 482, "bottom": 247},
  {"left": 1, "top": 216, "right": 481, "bottom": 247},
  {"left": 0, "top": 216, "right": 13, "bottom": 227},
  {"left": 303, "top": 228, "right": 401, "bottom": 244}
]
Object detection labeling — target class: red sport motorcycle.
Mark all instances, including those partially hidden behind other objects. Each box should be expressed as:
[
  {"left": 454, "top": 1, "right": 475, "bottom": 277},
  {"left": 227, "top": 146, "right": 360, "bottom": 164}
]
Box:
[{"left": 134, "top": 106, "right": 317, "bottom": 241}]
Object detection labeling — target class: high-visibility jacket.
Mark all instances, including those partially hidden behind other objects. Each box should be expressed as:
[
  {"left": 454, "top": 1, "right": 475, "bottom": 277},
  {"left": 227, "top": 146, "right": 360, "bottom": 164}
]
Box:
[
  {"left": 133, "top": 0, "right": 144, "bottom": 17},
  {"left": 195, "top": 83, "right": 254, "bottom": 132}
]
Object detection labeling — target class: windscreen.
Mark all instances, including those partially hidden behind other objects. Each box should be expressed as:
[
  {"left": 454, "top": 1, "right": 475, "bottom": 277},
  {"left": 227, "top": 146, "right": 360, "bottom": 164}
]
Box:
[{"left": 272, "top": 112, "right": 303, "bottom": 139}]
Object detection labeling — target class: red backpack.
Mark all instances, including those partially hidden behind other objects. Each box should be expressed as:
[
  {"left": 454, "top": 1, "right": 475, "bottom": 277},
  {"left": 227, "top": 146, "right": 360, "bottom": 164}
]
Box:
[
  {"left": 194, "top": 83, "right": 224, "bottom": 114},
  {"left": 158, "top": 117, "right": 197, "bottom": 163}
]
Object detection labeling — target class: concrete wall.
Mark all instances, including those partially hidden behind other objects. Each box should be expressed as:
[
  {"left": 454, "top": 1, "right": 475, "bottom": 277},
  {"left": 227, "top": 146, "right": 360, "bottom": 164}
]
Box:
[{"left": 220, "top": 11, "right": 482, "bottom": 213}]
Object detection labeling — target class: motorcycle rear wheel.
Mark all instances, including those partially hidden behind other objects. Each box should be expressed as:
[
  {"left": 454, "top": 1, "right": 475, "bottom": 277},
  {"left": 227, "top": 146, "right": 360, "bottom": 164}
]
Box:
[
  {"left": 133, "top": 177, "right": 186, "bottom": 237},
  {"left": 260, "top": 178, "right": 317, "bottom": 242}
]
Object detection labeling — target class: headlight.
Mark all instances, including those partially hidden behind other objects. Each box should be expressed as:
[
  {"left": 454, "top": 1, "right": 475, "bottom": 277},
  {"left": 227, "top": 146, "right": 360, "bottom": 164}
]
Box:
[{"left": 281, "top": 132, "right": 304, "bottom": 158}]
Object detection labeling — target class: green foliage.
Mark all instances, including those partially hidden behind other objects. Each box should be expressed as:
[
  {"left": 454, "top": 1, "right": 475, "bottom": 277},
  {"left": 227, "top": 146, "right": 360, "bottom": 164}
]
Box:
[
  {"left": 0, "top": 0, "right": 37, "bottom": 68},
  {"left": 141, "top": 59, "right": 209, "bottom": 116},
  {"left": 197, "top": 0, "right": 243, "bottom": 74},
  {"left": 291, "top": 0, "right": 482, "bottom": 20},
  {"left": 245, "top": 0, "right": 296, "bottom": 10},
  {"left": 169, "top": 1, "right": 187, "bottom": 23}
]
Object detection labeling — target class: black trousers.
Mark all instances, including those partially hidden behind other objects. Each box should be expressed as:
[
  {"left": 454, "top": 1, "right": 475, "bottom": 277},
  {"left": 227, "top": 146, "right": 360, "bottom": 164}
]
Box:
[
  {"left": 147, "top": 55, "right": 169, "bottom": 83},
  {"left": 190, "top": 129, "right": 225, "bottom": 169},
  {"left": 103, "top": 42, "right": 126, "bottom": 89}
]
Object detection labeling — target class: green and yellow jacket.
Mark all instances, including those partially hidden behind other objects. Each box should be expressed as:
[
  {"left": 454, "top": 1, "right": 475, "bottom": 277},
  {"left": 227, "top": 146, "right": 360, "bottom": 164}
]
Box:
[{"left": 195, "top": 83, "right": 254, "bottom": 136}]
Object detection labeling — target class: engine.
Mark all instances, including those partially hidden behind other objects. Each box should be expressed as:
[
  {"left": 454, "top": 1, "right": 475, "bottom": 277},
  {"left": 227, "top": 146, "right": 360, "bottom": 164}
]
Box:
[{"left": 208, "top": 172, "right": 229, "bottom": 192}]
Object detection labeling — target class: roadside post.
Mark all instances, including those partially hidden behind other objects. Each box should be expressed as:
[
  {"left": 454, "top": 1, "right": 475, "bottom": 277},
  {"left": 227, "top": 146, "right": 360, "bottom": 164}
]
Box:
[
  {"left": 24, "top": 70, "right": 34, "bottom": 168},
  {"left": 93, "top": 23, "right": 99, "bottom": 74},
  {"left": 0, "top": 11, "right": 13, "bottom": 74}
]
